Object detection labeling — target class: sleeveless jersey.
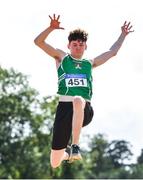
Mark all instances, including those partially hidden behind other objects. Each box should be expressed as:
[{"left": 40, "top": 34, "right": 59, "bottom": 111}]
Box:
[{"left": 57, "top": 55, "right": 93, "bottom": 100}]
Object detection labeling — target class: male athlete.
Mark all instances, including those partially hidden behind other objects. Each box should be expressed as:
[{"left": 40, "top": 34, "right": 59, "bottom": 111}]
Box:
[{"left": 34, "top": 14, "right": 133, "bottom": 168}]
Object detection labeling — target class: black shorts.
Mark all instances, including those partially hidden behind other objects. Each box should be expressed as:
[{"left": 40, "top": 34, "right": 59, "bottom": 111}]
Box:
[{"left": 52, "top": 101, "right": 94, "bottom": 150}]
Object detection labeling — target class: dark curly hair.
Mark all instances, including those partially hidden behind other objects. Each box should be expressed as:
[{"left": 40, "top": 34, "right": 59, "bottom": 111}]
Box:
[{"left": 68, "top": 29, "right": 88, "bottom": 43}]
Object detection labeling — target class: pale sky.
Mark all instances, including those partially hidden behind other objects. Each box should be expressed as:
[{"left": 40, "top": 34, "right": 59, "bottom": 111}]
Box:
[{"left": 0, "top": 0, "right": 143, "bottom": 163}]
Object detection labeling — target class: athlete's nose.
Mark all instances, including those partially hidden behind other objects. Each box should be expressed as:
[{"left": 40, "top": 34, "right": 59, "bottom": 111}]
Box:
[{"left": 76, "top": 45, "right": 81, "bottom": 50}]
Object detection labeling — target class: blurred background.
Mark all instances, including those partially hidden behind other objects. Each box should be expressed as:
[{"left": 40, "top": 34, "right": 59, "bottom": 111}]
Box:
[{"left": 0, "top": 0, "right": 143, "bottom": 178}]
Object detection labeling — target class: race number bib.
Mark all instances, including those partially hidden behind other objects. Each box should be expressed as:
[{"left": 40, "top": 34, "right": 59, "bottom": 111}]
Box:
[{"left": 65, "top": 74, "right": 87, "bottom": 87}]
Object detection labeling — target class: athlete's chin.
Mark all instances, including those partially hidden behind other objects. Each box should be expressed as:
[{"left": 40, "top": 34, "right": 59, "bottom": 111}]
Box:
[{"left": 74, "top": 53, "right": 84, "bottom": 59}]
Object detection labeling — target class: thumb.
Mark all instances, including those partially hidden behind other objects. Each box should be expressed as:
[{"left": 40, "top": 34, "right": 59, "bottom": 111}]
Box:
[{"left": 59, "top": 27, "right": 65, "bottom": 30}]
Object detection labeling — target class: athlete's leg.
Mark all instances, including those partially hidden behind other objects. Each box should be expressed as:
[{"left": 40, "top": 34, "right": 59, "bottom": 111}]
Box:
[
  {"left": 50, "top": 149, "right": 69, "bottom": 168},
  {"left": 68, "top": 100, "right": 94, "bottom": 163},
  {"left": 68, "top": 96, "right": 86, "bottom": 162},
  {"left": 50, "top": 102, "right": 73, "bottom": 168},
  {"left": 72, "top": 96, "right": 86, "bottom": 145}
]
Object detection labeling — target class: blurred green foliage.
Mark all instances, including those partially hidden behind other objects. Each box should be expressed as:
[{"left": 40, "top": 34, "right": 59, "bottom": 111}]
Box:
[{"left": 0, "top": 66, "right": 143, "bottom": 179}]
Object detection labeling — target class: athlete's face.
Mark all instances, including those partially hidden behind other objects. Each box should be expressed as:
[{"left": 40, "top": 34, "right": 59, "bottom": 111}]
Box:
[{"left": 68, "top": 40, "right": 87, "bottom": 59}]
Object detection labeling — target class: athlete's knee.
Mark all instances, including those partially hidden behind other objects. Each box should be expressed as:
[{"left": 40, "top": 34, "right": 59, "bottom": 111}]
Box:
[
  {"left": 50, "top": 160, "right": 61, "bottom": 169},
  {"left": 50, "top": 156, "right": 61, "bottom": 168},
  {"left": 50, "top": 149, "right": 64, "bottom": 168},
  {"left": 50, "top": 153, "right": 61, "bottom": 168},
  {"left": 73, "top": 96, "right": 85, "bottom": 109}
]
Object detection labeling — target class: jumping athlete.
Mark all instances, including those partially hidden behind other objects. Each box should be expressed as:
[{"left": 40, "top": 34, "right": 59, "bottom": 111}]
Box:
[{"left": 34, "top": 14, "right": 134, "bottom": 168}]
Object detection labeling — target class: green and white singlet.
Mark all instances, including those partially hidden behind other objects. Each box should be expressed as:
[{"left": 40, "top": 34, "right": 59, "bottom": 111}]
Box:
[{"left": 57, "top": 55, "right": 93, "bottom": 100}]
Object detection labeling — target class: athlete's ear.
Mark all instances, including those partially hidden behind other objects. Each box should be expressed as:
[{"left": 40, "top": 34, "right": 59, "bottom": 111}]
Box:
[
  {"left": 85, "top": 44, "right": 87, "bottom": 50},
  {"left": 67, "top": 43, "right": 70, "bottom": 49}
]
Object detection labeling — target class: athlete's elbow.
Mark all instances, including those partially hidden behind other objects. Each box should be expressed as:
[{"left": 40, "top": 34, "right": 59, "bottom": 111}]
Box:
[
  {"left": 110, "top": 50, "right": 118, "bottom": 57},
  {"left": 113, "top": 51, "right": 118, "bottom": 57},
  {"left": 34, "top": 38, "right": 43, "bottom": 47},
  {"left": 34, "top": 38, "right": 40, "bottom": 46}
]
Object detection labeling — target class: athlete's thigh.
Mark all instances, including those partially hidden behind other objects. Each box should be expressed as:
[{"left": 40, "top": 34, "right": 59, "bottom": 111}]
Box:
[{"left": 52, "top": 102, "right": 73, "bottom": 150}]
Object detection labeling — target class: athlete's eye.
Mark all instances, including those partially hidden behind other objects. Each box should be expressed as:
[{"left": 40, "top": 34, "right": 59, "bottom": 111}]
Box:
[{"left": 73, "top": 44, "right": 77, "bottom": 47}]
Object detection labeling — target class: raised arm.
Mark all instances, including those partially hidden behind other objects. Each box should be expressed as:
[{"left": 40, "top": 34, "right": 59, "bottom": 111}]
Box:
[
  {"left": 92, "top": 21, "right": 134, "bottom": 68},
  {"left": 34, "top": 14, "right": 66, "bottom": 61}
]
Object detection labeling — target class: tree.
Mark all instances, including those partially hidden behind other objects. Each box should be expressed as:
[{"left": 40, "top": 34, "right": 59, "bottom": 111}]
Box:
[
  {"left": 107, "top": 140, "right": 133, "bottom": 168},
  {"left": 130, "top": 149, "right": 143, "bottom": 178},
  {"left": 0, "top": 66, "right": 60, "bottom": 178},
  {"left": 85, "top": 134, "right": 112, "bottom": 178},
  {"left": 130, "top": 164, "right": 143, "bottom": 178},
  {"left": 1, "top": 66, "right": 141, "bottom": 179},
  {"left": 137, "top": 149, "right": 143, "bottom": 164},
  {"left": 84, "top": 134, "right": 133, "bottom": 179}
]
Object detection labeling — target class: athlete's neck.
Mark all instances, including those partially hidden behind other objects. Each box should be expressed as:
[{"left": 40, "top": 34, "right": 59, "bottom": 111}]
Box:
[{"left": 70, "top": 54, "right": 83, "bottom": 60}]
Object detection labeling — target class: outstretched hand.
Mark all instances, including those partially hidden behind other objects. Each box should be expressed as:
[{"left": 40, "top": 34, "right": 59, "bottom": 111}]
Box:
[
  {"left": 121, "top": 21, "right": 134, "bottom": 36},
  {"left": 49, "top": 14, "right": 64, "bottom": 30}
]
